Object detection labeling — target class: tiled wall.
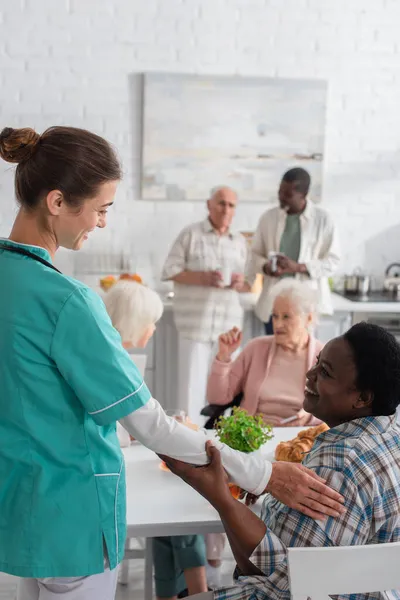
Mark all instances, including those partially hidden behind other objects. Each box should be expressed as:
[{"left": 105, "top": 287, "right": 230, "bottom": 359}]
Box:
[{"left": 1, "top": 0, "right": 400, "bottom": 288}]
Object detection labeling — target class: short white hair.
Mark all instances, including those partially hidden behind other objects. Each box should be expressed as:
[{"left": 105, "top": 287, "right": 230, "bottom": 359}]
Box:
[
  {"left": 268, "top": 279, "right": 318, "bottom": 317},
  {"left": 209, "top": 185, "right": 237, "bottom": 200},
  {"left": 103, "top": 280, "right": 164, "bottom": 345}
]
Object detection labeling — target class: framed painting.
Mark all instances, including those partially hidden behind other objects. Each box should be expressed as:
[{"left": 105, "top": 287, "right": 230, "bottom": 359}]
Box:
[{"left": 141, "top": 73, "right": 327, "bottom": 202}]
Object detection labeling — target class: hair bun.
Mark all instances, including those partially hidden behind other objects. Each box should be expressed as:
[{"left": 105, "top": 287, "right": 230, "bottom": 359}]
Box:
[{"left": 0, "top": 127, "right": 40, "bottom": 164}]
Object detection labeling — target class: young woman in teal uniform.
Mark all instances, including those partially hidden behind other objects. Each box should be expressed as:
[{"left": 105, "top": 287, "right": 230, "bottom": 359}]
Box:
[{"left": 0, "top": 126, "right": 344, "bottom": 600}]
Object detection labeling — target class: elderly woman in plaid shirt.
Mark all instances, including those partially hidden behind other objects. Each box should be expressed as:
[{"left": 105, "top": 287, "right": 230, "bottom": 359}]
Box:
[{"left": 162, "top": 322, "right": 400, "bottom": 600}]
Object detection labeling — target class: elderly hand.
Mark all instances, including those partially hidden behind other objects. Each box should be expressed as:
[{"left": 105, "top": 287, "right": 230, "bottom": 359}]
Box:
[
  {"left": 158, "top": 441, "right": 232, "bottom": 509},
  {"left": 202, "top": 270, "right": 223, "bottom": 287},
  {"left": 217, "top": 327, "right": 242, "bottom": 362},
  {"left": 229, "top": 273, "right": 245, "bottom": 291},
  {"left": 266, "top": 461, "right": 346, "bottom": 520}
]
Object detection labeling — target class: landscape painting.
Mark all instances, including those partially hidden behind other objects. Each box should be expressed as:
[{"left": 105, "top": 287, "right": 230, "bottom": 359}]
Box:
[{"left": 141, "top": 73, "right": 327, "bottom": 202}]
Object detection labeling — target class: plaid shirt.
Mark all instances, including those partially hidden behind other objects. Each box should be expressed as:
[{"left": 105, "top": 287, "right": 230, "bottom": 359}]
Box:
[
  {"left": 161, "top": 219, "right": 247, "bottom": 342},
  {"left": 215, "top": 415, "right": 400, "bottom": 600}
]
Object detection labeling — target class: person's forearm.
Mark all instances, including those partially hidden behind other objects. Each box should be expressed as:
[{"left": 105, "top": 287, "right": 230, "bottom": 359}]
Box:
[
  {"left": 224, "top": 526, "right": 263, "bottom": 576},
  {"left": 206, "top": 373, "right": 235, "bottom": 405},
  {"left": 206, "top": 360, "right": 241, "bottom": 406},
  {"left": 170, "top": 270, "right": 205, "bottom": 286},
  {"left": 119, "top": 398, "right": 271, "bottom": 494},
  {"left": 212, "top": 495, "right": 266, "bottom": 574}
]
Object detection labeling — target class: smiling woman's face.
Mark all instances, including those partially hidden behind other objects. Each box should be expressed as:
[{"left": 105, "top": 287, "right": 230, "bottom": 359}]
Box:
[
  {"left": 304, "top": 337, "right": 373, "bottom": 427},
  {"left": 53, "top": 180, "right": 118, "bottom": 251}
]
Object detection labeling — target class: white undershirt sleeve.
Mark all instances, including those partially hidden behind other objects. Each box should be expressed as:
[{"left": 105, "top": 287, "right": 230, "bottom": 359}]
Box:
[{"left": 119, "top": 397, "right": 271, "bottom": 496}]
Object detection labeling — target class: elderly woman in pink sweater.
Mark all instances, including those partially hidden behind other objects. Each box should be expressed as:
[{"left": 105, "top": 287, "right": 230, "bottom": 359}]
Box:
[{"left": 207, "top": 279, "right": 323, "bottom": 427}]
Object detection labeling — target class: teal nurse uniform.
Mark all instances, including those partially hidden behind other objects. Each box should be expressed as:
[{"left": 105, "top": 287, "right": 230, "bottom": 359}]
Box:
[{"left": 0, "top": 240, "right": 151, "bottom": 578}]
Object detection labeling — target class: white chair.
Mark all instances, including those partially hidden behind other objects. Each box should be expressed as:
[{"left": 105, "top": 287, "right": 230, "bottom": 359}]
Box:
[
  {"left": 119, "top": 537, "right": 153, "bottom": 600},
  {"left": 288, "top": 542, "right": 400, "bottom": 600}
]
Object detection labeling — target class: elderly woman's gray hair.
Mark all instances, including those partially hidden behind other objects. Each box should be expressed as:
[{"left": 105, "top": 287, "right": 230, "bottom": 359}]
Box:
[
  {"left": 103, "top": 280, "right": 164, "bottom": 345},
  {"left": 268, "top": 279, "right": 318, "bottom": 318}
]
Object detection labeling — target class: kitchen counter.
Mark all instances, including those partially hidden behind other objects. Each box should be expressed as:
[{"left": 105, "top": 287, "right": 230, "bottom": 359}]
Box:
[
  {"left": 331, "top": 292, "right": 400, "bottom": 314},
  {"left": 164, "top": 291, "right": 400, "bottom": 315}
]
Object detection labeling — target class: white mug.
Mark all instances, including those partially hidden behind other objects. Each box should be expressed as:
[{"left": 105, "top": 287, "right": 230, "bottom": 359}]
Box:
[
  {"left": 218, "top": 266, "right": 232, "bottom": 287},
  {"left": 268, "top": 251, "right": 284, "bottom": 273}
]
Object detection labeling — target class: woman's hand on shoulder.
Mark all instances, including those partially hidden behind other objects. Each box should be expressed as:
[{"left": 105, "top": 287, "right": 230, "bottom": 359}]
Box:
[
  {"left": 266, "top": 461, "right": 346, "bottom": 520},
  {"left": 217, "top": 327, "right": 242, "bottom": 362}
]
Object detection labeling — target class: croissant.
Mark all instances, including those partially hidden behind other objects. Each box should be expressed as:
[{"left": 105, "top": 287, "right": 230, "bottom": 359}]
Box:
[
  {"left": 275, "top": 423, "right": 329, "bottom": 463},
  {"left": 298, "top": 423, "right": 329, "bottom": 440},
  {"left": 275, "top": 438, "right": 314, "bottom": 462}
]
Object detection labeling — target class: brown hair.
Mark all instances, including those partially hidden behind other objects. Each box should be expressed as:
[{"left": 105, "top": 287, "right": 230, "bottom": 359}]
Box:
[{"left": 0, "top": 126, "right": 122, "bottom": 209}]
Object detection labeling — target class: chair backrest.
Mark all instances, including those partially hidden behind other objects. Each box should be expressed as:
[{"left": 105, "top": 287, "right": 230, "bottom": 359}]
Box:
[
  {"left": 201, "top": 392, "right": 244, "bottom": 430},
  {"left": 288, "top": 542, "right": 400, "bottom": 600}
]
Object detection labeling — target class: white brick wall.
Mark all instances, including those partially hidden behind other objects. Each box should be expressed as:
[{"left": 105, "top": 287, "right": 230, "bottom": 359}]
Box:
[{"left": 1, "top": 0, "right": 399, "bottom": 287}]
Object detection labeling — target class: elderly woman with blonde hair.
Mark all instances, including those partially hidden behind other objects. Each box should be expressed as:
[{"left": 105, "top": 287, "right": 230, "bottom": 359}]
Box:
[
  {"left": 104, "top": 279, "right": 164, "bottom": 350},
  {"left": 207, "top": 279, "right": 323, "bottom": 427},
  {"left": 103, "top": 280, "right": 209, "bottom": 600}
]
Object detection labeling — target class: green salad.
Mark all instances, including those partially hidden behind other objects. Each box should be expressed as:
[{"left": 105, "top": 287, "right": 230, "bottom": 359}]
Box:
[{"left": 215, "top": 407, "right": 273, "bottom": 453}]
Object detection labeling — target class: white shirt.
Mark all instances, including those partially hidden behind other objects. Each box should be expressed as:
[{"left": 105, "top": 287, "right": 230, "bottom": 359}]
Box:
[
  {"left": 161, "top": 219, "right": 248, "bottom": 343},
  {"left": 119, "top": 397, "right": 271, "bottom": 495},
  {"left": 246, "top": 202, "right": 341, "bottom": 322}
]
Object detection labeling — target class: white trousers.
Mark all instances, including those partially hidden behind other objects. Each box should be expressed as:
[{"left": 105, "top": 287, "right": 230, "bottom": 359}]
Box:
[
  {"left": 17, "top": 566, "right": 118, "bottom": 600},
  {"left": 177, "top": 337, "right": 216, "bottom": 426}
]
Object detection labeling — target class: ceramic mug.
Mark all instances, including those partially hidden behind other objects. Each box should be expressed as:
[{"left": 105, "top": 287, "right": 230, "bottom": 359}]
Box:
[{"left": 218, "top": 266, "right": 232, "bottom": 287}]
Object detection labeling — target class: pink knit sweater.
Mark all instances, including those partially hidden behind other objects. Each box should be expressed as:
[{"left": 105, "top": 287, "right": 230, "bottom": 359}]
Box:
[{"left": 207, "top": 335, "right": 323, "bottom": 427}]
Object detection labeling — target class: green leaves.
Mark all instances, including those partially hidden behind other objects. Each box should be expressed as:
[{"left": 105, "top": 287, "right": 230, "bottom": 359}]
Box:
[{"left": 215, "top": 407, "right": 274, "bottom": 453}]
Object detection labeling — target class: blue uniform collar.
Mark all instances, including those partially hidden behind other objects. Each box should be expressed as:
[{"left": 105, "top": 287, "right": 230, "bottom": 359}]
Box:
[{"left": 0, "top": 238, "right": 53, "bottom": 263}]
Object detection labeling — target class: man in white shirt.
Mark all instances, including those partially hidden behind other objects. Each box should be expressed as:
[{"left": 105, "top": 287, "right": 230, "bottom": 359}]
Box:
[
  {"left": 246, "top": 168, "right": 340, "bottom": 333},
  {"left": 161, "top": 186, "right": 248, "bottom": 424}
]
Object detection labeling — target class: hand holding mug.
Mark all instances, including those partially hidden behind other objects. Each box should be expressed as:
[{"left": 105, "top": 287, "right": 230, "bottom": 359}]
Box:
[
  {"left": 276, "top": 255, "right": 300, "bottom": 275},
  {"left": 230, "top": 272, "right": 245, "bottom": 291},
  {"left": 202, "top": 270, "right": 223, "bottom": 287}
]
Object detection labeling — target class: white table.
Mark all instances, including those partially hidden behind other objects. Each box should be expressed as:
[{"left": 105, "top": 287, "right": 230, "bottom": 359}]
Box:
[{"left": 122, "top": 427, "right": 303, "bottom": 599}]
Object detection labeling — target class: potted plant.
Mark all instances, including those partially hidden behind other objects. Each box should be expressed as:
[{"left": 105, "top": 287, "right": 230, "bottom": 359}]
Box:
[{"left": 215, "top": 407, "right": 273, "bottom": 498}]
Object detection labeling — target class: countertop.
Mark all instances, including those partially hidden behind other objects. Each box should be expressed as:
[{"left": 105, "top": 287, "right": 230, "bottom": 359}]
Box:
[
  {"left": 92, "top": 276, "right": 400, "bottom": 316},
  {"left": 163, "top": 292, "right": 400, "bottom": 315},
  {"left": 331, "top": 292, "right": 400, "bottom": 314}
]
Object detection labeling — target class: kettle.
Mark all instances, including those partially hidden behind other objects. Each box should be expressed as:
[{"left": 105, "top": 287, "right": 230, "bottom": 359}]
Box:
[{"left": 384, "top": 263, "right": 400, "bottom": 297}]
